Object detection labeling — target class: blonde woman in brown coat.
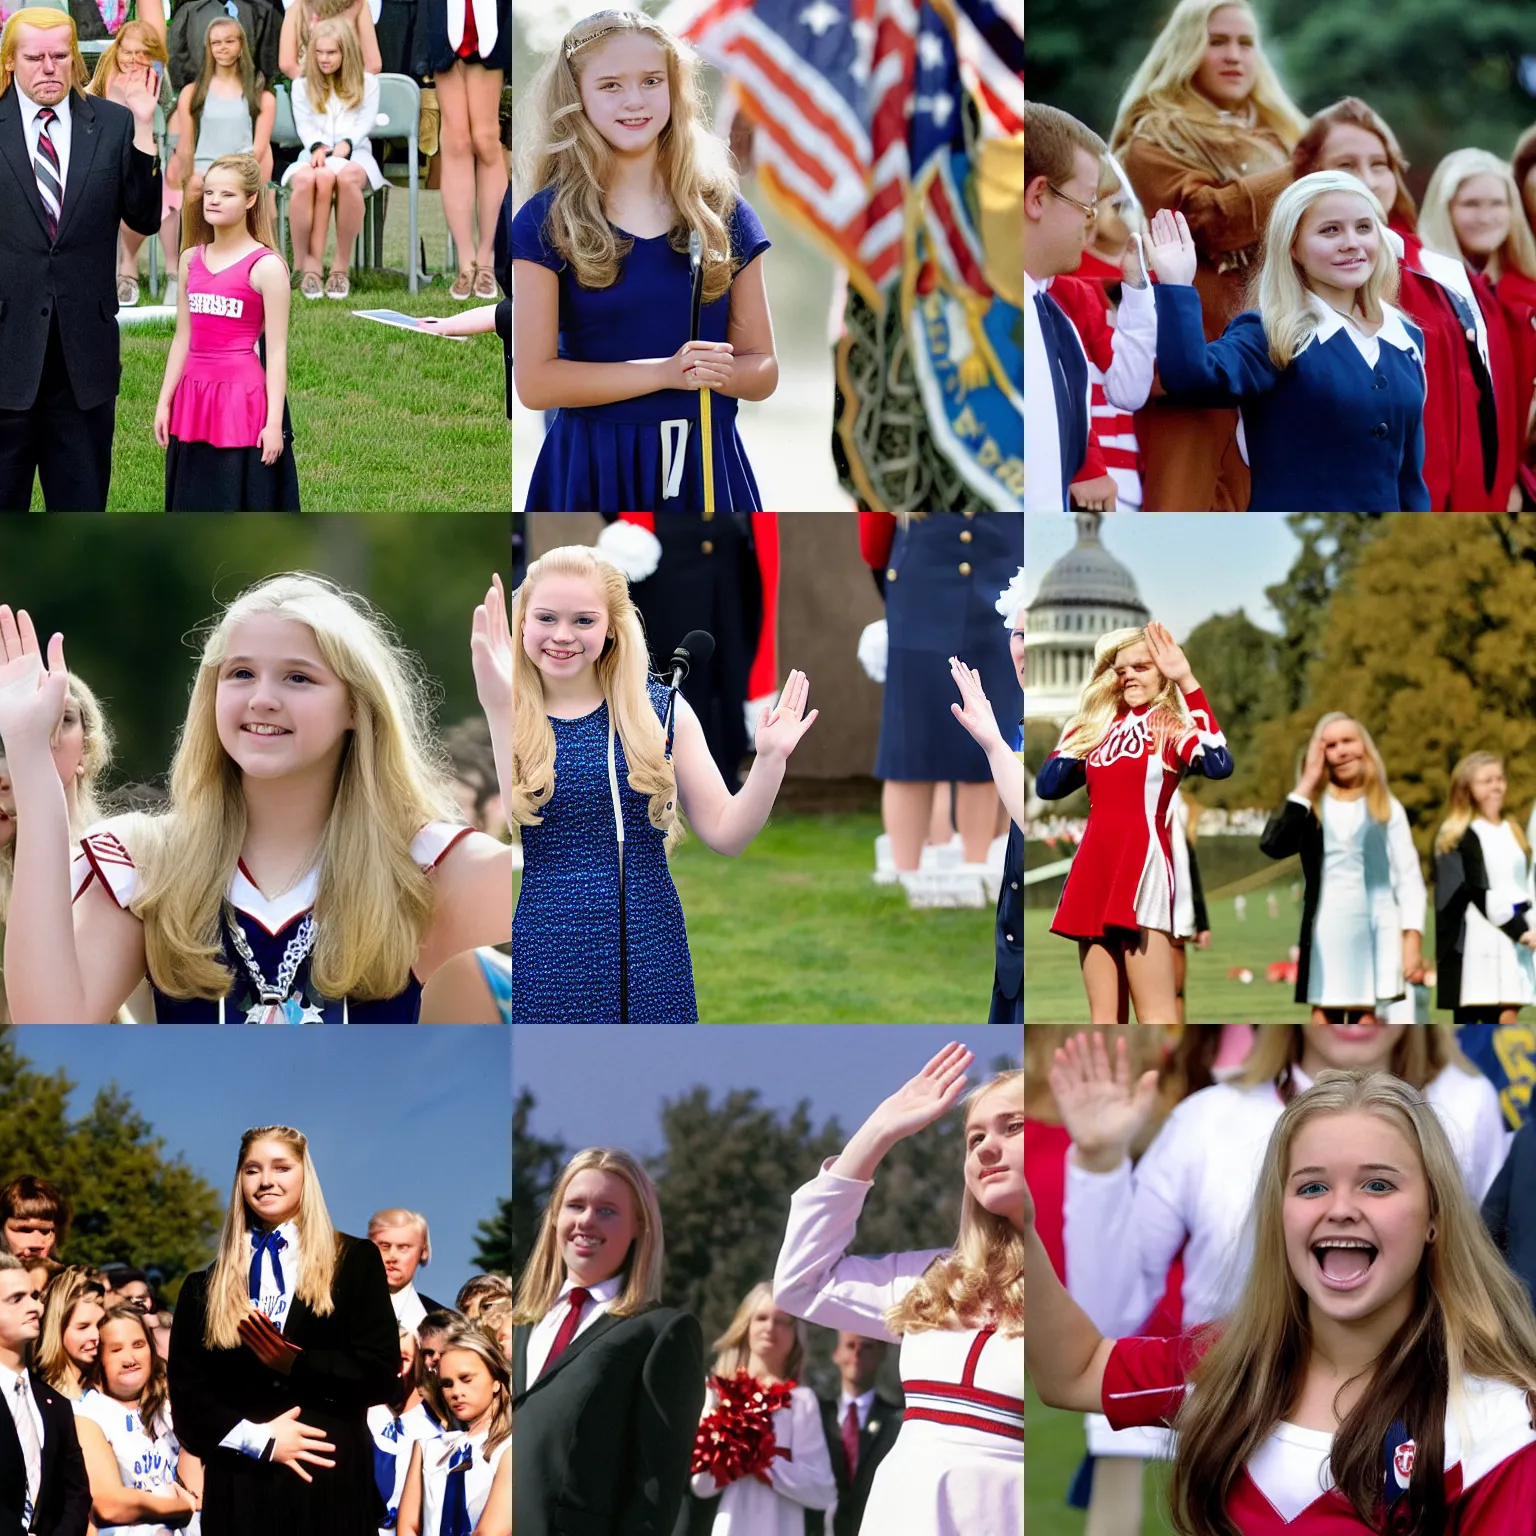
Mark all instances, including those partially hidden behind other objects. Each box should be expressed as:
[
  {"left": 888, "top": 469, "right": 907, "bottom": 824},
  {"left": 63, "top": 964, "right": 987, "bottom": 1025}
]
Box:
[{"left": 1111, "top": 0, "right": 1307, "bottom": 509}]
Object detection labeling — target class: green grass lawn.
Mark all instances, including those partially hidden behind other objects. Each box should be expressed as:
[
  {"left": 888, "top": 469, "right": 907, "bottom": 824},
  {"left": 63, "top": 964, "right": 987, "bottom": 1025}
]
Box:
[
  {"left": 1026, "top": 867, "right": 1453, "bottom": 1023},
  {"left": 1027, "top": 1382, "right": 1178, "bottom": 1536},
  {"left": 511, "top": 811, "right": 998, "bottom": 1023},
  {"left": 55, "top": 184, "right": 508, "bottom": 512}
]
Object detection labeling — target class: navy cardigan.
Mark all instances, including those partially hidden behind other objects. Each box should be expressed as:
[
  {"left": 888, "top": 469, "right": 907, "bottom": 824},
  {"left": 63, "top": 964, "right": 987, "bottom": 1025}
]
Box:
[{"left": 1155, "top": 284, "right": 1430, "bottom": 511}]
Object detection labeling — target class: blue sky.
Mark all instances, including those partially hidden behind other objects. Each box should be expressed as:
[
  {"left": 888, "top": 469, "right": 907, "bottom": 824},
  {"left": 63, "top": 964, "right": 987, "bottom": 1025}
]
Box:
[
  {"left": 1025, "top": 514, "right": 1301, "bottom": 640},
  {"left": 12, "top": 1028, "right": 509, "bottom": 1300},
  {"left": 513, "top": 1025, "right": 1022, "bottom": 1158}
]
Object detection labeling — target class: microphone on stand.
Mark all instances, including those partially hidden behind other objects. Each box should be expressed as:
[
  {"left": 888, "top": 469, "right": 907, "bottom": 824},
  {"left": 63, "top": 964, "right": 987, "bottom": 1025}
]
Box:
[{"left": 664, "top": 630, "right": 714, "bottom": 756}]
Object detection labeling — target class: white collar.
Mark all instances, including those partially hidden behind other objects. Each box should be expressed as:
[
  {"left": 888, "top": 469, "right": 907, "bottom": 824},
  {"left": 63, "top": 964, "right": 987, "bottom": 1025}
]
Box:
[
  {"left": 558, "top": 1273, "right": 622, "bottom": 1305},
  {"left": 252, "top": 1218, "right": 300, "bottom": 1248},
  {"left": 1306, "top": 294, "right": 1420, "bottom": 358},
  {"left": 838, "top": 1386, "right": 877, "bottom": 1414},
  {"left": 20, "top": 90, "right": 71, "bottom": 128}
]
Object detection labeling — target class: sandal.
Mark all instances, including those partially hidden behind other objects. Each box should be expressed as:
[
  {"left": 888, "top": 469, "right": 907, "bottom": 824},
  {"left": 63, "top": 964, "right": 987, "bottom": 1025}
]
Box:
[
  {"left": 471, "top": 264, "right": 498, "bottom": 300},
  {"left": 448, "top": 268, "right": 474, "bottom": 301},
  {"left": 116, "top": 275, "right": 139, "bottom": 306},
  {"left": 300, "top": 270, "right": 324, "bottom": 300},
  {"left": 324, "top": 270, "right": 350, "bottom": 300}
]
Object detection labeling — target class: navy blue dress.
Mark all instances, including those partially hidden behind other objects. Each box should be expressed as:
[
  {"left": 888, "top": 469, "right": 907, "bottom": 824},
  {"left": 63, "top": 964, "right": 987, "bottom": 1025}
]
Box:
[
  {"left": 874, "top": 512, "right": 1024, "bottom": 782},
  {"left": 512, "top": 680, "right": 696, "bottom": 1023},
  {"left": 511, "top": 185, "right": 771, "bottom": 513}
]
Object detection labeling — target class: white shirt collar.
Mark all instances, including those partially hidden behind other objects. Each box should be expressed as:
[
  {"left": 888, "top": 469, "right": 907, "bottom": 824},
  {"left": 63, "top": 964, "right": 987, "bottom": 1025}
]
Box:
[
  {"left": 1306, "top": 294, "right": 1420, "bottom": 358},
  {"left": 20, "top": 90, "right": 71, "bottom": 129},
  {"left": 558, "top": 1273, "right": 623, "bottom": 1305},
  {"left": 838, "top": 1386, "right": 877, "bottom": 1415}
]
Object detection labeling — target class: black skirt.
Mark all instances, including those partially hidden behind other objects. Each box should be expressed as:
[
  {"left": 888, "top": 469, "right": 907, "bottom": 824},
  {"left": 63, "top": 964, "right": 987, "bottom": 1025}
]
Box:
[
  {"left": 415, "top": 0, "right": 509, "bottom": 74},
  {"left": 166, "top": 409, "right": 301, "bottom": 512}
]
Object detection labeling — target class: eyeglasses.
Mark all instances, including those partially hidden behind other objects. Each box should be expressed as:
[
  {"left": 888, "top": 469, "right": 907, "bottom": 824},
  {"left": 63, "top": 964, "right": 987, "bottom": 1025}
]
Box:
[{"left": 1047, "top": 183, "right": 1099, "bottom": 223}]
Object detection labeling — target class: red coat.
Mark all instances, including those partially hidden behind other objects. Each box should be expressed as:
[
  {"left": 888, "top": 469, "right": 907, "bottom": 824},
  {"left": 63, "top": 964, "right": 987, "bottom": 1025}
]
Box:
[
  {"left": 1051, "top": 266, "right": 1142, "bottom": 499},
  {"left": 1494, "top": 267, "right": 1536, "bottom": 504}
]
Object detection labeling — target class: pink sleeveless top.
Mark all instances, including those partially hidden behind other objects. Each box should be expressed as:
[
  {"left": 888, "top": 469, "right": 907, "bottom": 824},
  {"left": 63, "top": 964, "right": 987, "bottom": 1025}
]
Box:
[{"left": 168, "top": 245, "right": 273, "bottom": 448}]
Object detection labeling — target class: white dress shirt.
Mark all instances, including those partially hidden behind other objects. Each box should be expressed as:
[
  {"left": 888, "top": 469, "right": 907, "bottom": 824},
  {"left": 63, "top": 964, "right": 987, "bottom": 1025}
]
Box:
[
  {"left": 0, "top": 1362, "right": 44, "bottom": 1524},
  {"left": 390, "top": 1281, "right": 426, "bottom": 1332},
  {"left": 221, "top": 1221, "right": 303, "bottom": 1458},
  {"left": 524, "top": 1273, "right": 622, "bottom": 1382},
  {"left": 19, "top": 90, "right": 73, "bottom": 206}
]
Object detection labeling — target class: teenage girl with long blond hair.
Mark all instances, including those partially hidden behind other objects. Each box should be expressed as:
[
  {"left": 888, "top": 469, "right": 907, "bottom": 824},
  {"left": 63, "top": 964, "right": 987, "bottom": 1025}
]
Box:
[
  {"left": 512, "top": 10, "right": 778, "bottom": 512},
  {"left": 1028, "top": 1068, "right": 1536, "bottom": 1535},
  {"left": 1260, "top": 712, "right": 1427, "bottom": 1022},
  {"left": 168, "top": 1125, "right": 399, "bottom": 1535},
  {"left": 511, "top": 1147, "right": 704, "bottom": 1536},
  {"left": 1435, "top": 750, "right": 1536, "bottom": 1022},
  {"left": 774, "top": 1046, "right": 1023, "bottom": 1536},
  {"left": 510, "top": 545, "right": 816, "bottom": 1024},
  {"left": 0, "top": 573, "right": 514, "bottom": 1022},
  {"left": 1036, "top": 621, "right": 1232, "bottom": 1025}
]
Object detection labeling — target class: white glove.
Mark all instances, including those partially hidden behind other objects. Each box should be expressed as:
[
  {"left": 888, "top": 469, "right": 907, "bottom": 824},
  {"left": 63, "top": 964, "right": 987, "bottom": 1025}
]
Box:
[
  {"left": 857, "top": 619, "right": 889, "bottom": 683},
  {"left": 595, "top": 519, "right": 663, "bottom": 582}
]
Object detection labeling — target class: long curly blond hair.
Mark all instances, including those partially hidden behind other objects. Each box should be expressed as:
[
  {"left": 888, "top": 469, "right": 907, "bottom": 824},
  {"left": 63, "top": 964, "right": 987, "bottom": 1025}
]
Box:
[
  {"left": 886, "top": 1071, "right": 1024, "bottom": 1338},
  {"left": 515, "top": 9, "right": 739, "bottom": 307},
  {"left": 510, "top": 546, "right": 681, "bottom": 848},
  {"left": 1055, "top": 626, "right": 1192, "bottom": 761}
]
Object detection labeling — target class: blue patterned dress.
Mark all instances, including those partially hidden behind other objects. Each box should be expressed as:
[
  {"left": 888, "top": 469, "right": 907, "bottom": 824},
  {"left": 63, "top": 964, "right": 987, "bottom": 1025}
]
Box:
[{"left": 513, "top": 680, "right": 697, "bottom": 1023}]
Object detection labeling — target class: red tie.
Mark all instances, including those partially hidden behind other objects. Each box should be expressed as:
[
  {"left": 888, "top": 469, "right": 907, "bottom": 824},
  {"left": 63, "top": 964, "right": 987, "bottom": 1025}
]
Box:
[
  {"left": 842, "top": 1402, "right": 860, "bottom": 1476},
  {"left": 537, "top": 1287, "right": 591, "bottom": 1379}
]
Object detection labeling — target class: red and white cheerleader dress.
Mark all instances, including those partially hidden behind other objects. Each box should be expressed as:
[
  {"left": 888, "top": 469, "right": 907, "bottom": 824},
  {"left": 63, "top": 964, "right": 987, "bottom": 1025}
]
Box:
[{"left": 1036, "top": 688, "right": 1232, "bottom": 940}]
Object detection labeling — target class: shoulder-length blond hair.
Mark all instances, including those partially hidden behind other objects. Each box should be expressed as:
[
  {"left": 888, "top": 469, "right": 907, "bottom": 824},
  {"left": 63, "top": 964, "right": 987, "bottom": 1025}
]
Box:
[
  {"left": 119, "top": 573, "right": 459, "bottom": 1004},
  {"left": 182, "top": 152, "right": 280, "bottom": 255},
  {"left": 886, "top": 1071, "right": 1024, "bottom": 1338},
  {"left": 431, "top": 1320, "right": 510, "bottom": 1461},
  {"left": 1419, "top": 147, "right": 1536, "bottom": 284},
  {"left": 1236, "top": 1023, "right": 1472, "bottom": 1094},
  {"left": 203, "top": 1125, "right": 339, "bottom": 1350},
  {"left": 1434, "top": 750, "right": 1529, "bottom": 857},
  {"left": 303, "top": 16, "right": 364, "bottom": 112},
  {"left": 515, "top": 9, "right": 739, "bottom": 307},
  {"left": 511, "top": 1147, "right": 665, "bottom": 1326},
  {"left": 510, "top": 546, "right": 680, "bottom": 848},
  {"left": 711, "top": 1281, "right": 807, "bottom": 1380},
  {"left": 0, "top": 9, "right": 88, "bottom": 96},
  {"left": 1109, "top": 0, "right": 1307, "bottom": 172},
  {"left": 1167, "top": 1069, "right": 1536, "bottom": 1536},
  {"left": 1055, "top": 626, "right": 1193, "bottom": 761},
  {"left": 36, "top": 1267, "right": 105, "bottom": 1396},
  {"left": 1294, "top": 711, "right": 1393, "bottom": 824},
  {"left": 1250, "top": 172, "right": 1400, "bottom": 369}
]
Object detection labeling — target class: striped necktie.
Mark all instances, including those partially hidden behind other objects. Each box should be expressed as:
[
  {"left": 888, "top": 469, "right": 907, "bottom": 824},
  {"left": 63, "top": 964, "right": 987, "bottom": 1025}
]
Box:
[{"left": 34, "top": 107, "right": 62, "bottom": 240}]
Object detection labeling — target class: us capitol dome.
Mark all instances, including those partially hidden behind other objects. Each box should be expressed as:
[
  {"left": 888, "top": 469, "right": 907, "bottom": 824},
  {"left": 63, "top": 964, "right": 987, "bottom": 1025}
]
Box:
[{"left": 1026, "top": 513, "right": 1149, "bottom": 722}]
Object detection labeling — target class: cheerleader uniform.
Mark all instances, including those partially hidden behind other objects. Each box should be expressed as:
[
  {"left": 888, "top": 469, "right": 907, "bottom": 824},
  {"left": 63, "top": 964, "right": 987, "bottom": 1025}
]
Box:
[
  {"left": 164, "top": 246, "right": 301, "bottom": 512},
  {"left": 681, "top": 1381, "right": 838, "bottom": 1536},
  {"left": 168, "top": 1227, "right": 400, "bottom": 1536},
  {"left": 1103, "top": 1333, "right": 1536, "bottom": 1534},
  {"left": 72, "top": 820, "right": 472, "bottom": 1023},
  {"left": 73, "top": 1390, "right": 190, "bottom": 1536},
  {"left": 773, "top": 1164, "right": 1023, "bottom": 1536},
  {"left": 419, "top": 1429, "right": 507, "bottom": 1535},
  {"left": 1437, "top": 819, "right": 1536, "bottom": 1015},
  {"left": 1036, "top": 690, "right": 1233, "bottom": 940},
  {"left": 511, "top": 184, "right": 770, "bottom": 514},
  {"left": 366, "top": 1400, "right": 442, "bottom": 1533},
  {"left": 1260, "top": 791, "right": 1426, "bottom": 1011}
]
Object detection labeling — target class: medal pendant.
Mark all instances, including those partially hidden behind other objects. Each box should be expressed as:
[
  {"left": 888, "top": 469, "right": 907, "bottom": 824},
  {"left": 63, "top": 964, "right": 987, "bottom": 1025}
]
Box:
[
  {"left": 284, "top": 992, "right": 326, "bottom": 1024},
  {"left": 246, "top": 994, "right": 289, "bottom": 1024}
]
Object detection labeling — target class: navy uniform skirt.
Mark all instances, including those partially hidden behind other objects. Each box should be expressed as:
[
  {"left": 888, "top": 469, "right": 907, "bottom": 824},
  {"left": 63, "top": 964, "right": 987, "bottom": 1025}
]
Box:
[{"left": 873, "top": 512, "right": 1023, "bottom": 783}]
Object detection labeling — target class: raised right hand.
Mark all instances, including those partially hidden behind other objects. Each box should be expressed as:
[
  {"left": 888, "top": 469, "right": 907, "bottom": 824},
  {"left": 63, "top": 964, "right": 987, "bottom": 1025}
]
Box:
[
  {"left": 1048, "top": 1032, "right": 1159, "bottom": 1169},
  {"left": 1146, "top": 209, "right": 1198, "bottom": 287},
  {"left": 661, "top": 339, "right": 734, "bottom": 391},
  {"left": 266, "top": 1406, "right": 336, "bottom": 1483},
  {"left": 864, "top": 1042, "right": 974, "bottom": 1145},
  {"left": 0, "top": 608, "right": 69, "bottom": 754},
  {"left": 1295, "top": 731, "right": 1327, "bottom": 799}
]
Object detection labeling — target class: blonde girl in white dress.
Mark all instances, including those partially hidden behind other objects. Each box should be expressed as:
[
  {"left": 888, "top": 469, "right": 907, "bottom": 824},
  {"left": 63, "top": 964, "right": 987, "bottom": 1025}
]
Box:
[
  {"left": 774, "top": 1047, "right": 1023, "bottom": 1536},
  {"left": 681, "top": 1283, "right": 837, "bottom": 1535}
]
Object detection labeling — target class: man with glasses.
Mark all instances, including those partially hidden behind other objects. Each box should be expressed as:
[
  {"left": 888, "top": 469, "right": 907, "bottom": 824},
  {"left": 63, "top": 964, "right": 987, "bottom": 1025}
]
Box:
[{"left": 0, "top": 1253, "right": 89, "bottom": 1535}]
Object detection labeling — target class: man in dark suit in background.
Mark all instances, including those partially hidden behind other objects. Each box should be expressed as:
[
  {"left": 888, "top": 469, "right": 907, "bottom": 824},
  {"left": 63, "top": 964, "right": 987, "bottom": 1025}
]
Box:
[
  {"left": 818, "top": 1332, "right": 902, "bottom": 1536},
  {"left": 0, "top": 1254, "right": 89, "bottom": 1535},
  {"left": 0, "top": 9, "right": 160, "bottom": 511}
]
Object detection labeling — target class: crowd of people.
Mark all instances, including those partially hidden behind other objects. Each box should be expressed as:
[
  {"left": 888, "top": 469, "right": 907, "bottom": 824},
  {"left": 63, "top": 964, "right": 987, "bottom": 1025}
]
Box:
[
  {"left": 1025, "top": 0, "right": 1536, "bottom": 511},
  {"left": 0, "top": 0, "right": 509, "bottom": 510},
  {"left": 1024, "top": 1022, "right": 1536, "bottom": 1535},
  {"left": 0, "top": 1130, "right": 510, "bottom": 1535},
  {"left": 511, "top": 1047, "right": 1024, "bottom": 1536}
]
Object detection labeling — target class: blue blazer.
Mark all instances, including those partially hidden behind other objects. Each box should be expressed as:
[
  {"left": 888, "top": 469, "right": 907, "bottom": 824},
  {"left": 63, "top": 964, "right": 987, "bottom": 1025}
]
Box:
[{"left": 1154, "top": 284, "right": 1430, "bottom": 511}]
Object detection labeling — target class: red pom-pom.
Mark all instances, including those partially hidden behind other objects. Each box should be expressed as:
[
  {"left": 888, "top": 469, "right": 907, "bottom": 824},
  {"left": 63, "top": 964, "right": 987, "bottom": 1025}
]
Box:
[{"left": 690, "top": 1371, "right": 797, "bottom": 1485}]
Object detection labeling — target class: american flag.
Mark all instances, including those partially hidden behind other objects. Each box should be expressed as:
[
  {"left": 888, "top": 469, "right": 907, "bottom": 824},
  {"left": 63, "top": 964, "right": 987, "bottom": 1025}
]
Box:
[{"left": 660, "top": 0, "right": 1022, "bottom": 305}]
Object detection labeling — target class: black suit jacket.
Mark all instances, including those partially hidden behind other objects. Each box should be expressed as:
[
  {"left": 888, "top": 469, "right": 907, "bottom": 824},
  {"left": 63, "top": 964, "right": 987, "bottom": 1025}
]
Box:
[
  {"left": 0, "top": 1370, "right": 90, "bottom": 1536},
  {"left": 513, "top": 1306, "right": 704, "bottom": 1536},
  {"left": 817, "top": 1392, "right": 902, "bottom": 1536},
  {"left": 0, "top": 87, "right": 160, "bottom": 413},
  {"left": 168, "top": 1234, "right": 400, "bottom": 1536}
]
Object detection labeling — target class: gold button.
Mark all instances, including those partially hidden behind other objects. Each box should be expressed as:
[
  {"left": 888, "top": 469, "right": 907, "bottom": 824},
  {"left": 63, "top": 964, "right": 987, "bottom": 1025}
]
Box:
[
  {"left": 887, "top": 568, "right": 898, "bottom": 581},
  {"left": 702, "top": 540, "right": 714, "bottom": 554},
  {"left": 960, "top": 529, "right": 973, "bottom": 543},
  {"left": 959, "top": 561, "right": 972, "bottom": 576},
  {"left": 962, "top": 509, "right": 976, "bottom": 519}
]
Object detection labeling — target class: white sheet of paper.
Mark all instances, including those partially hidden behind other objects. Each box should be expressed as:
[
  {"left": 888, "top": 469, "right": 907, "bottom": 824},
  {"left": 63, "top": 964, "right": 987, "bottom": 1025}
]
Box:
[{"left": 352, "top": 310, "right": 471, "bottom": 341}]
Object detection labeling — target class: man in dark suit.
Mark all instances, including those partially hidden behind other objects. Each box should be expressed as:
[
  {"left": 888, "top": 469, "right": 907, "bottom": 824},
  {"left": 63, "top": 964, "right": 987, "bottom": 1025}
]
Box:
[
  {"left": 818, "top": 1333, "right": 902, "bottom": 1536},
  {"left": 0, "top": 9, "right": 161, "bottom": 511},
  {"left": 0, "top": 1253, "right": 89, "bottom": 1536},
  {"left": 512, "top": 1298, "right": 703, "bottom": 1536},
  {"left": 367, "top": 1209, "right": 448, "bottom": 1328}
]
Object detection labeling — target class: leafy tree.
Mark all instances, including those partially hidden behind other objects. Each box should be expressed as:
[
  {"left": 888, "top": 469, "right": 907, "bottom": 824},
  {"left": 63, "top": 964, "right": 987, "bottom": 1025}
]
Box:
[
  {"left": 511, "top": 1089, "right": 568, "bottom": 1279},
  {"left": 1182, "top": 610, "right": 1282, "bottom": 805}
]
